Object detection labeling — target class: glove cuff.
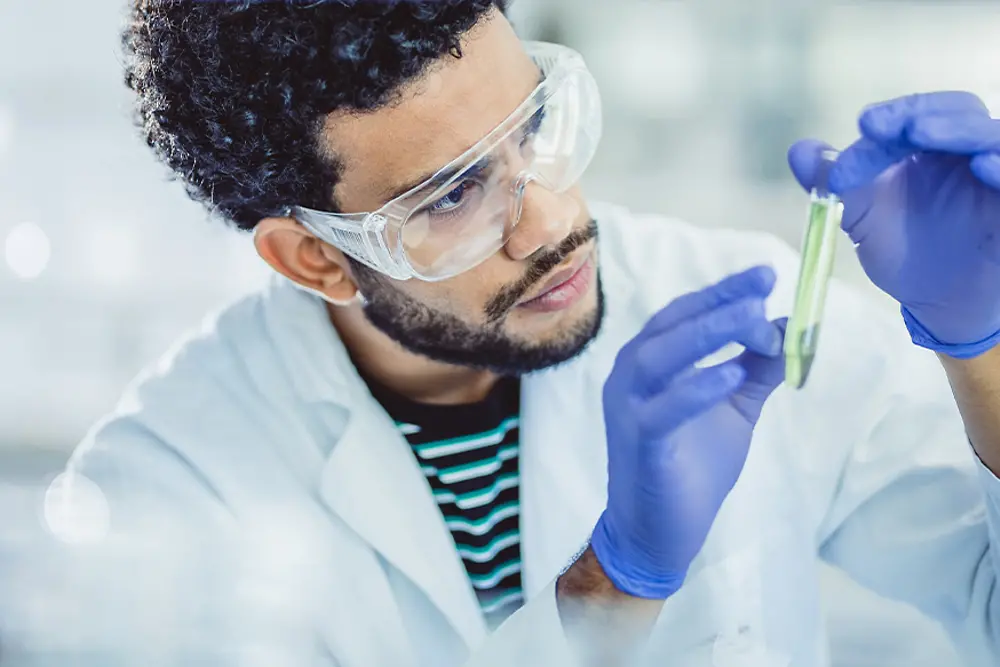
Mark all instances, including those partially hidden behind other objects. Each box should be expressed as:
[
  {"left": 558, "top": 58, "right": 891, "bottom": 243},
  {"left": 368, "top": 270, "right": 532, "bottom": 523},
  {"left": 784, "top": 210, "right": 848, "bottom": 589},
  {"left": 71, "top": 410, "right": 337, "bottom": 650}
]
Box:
[
  {"left": 901, "top": 306, "right": 1000, "bottom": 359},
  {"left": 590, "top": 515, "right": 687, "bottom": 599}
]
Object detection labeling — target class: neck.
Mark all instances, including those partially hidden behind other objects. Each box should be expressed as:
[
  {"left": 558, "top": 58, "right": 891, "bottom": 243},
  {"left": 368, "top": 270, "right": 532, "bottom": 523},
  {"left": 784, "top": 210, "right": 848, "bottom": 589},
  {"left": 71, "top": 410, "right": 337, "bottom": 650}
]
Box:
[{"left": 328, "top": 302, "right": 500, "bottom": 405}]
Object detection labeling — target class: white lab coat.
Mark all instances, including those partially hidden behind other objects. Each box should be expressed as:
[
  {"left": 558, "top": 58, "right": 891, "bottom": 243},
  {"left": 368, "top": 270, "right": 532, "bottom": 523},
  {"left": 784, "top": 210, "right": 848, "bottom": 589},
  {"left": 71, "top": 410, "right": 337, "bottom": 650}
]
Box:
[{"left": 7, "top": 202, "right": 1000, "bottom": 666}]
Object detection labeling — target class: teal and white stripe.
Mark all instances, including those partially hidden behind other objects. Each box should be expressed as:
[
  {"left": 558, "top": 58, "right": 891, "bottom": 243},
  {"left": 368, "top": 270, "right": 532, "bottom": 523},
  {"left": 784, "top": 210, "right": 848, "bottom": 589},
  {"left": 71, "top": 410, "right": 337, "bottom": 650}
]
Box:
[
  {"left": 422, "top": 444, "right": 518, "bottom": 484},
  {"left": 432, "top": 472, "right": 519, "bottom": 511},
  {"left": 397, "top": 422, "right": 422, "bottom": 436},
  {"left": 412, "top": 417, "right": 519, "bottom": 460},
  {"left": 456, "top": 530, "right": 520, "bottom": 563},
  {"left": 445, "top": 501, "right": 519, "bottom": 536},
  {"left": 470, "top": 559, "right": 522, "bottom": 590}
]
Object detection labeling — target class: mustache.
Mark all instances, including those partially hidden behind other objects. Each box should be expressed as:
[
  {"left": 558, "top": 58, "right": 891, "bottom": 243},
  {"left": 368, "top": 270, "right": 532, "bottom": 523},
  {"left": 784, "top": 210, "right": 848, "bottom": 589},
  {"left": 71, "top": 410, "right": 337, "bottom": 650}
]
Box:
[{"left": 484, "top": 219, "right": 599, "bottom": 325}]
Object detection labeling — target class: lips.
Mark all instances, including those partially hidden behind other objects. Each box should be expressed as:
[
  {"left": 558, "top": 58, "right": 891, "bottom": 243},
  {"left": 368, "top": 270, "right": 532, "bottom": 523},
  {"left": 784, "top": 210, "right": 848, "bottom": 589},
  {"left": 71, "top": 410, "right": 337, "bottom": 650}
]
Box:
[{"left": 518, "top": 250, "right": 592, "bottom": 306}]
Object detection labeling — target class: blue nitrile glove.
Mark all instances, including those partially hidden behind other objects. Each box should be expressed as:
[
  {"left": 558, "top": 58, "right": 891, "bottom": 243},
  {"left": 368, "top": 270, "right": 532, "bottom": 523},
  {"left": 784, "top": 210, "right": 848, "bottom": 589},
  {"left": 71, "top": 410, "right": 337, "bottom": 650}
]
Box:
[
  {"left": 788, "top": 91, "right": 1000, "bottom": 358},
  {"left": 590, "top": 267, "right": 786, "bottom": 599}
]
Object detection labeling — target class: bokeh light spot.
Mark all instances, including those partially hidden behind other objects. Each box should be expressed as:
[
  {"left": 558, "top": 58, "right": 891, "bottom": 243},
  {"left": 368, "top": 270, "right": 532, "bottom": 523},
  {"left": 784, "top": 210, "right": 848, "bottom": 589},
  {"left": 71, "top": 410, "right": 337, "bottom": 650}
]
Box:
[{"left": 5, "top": 222, "right": 51, "bottom": 280}]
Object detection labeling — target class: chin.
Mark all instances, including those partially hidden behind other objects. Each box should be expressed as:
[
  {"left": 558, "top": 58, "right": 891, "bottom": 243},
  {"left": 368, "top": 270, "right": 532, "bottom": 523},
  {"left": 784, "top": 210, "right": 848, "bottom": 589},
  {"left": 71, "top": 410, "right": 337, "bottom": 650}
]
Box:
[{"left": 512, "top": 271, "right": 604, "bottom": 359}]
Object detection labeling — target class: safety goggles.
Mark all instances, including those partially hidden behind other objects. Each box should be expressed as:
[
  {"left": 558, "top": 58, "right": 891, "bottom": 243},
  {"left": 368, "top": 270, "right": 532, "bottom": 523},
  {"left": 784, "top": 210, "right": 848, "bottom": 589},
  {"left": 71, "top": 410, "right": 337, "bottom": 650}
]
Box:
[{"left": 288, "top": 41, "right": 602, "bottom": 281}]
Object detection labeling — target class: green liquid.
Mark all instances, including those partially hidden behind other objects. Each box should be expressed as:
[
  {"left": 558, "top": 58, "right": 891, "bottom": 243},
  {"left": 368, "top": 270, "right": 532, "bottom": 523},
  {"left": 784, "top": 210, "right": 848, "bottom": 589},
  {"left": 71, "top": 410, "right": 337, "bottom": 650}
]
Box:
[
  {"left": 784, "top": 325, "right": 819, "bottom": 390},
  {"left": 784, "top": 195, "right": 843, "bottom": 389}
]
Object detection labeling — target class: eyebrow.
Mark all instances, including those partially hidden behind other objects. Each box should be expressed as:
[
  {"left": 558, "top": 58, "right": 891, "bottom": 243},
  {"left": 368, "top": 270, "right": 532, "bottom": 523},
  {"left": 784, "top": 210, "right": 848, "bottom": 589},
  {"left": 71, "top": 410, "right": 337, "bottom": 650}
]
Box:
[
  {"left": 380, "top": 154, "right": 492, "bottom": 205},
  {"left": 377, "top": 72, "right": 546, "bottom": 205}
]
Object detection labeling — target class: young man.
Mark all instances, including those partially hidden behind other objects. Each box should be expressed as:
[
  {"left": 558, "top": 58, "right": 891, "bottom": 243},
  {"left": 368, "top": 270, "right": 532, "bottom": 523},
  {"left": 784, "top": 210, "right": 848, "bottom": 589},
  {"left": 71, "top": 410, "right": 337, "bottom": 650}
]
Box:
[{"left": 14, "top": 1, "right": 1000, "bottom": 665}]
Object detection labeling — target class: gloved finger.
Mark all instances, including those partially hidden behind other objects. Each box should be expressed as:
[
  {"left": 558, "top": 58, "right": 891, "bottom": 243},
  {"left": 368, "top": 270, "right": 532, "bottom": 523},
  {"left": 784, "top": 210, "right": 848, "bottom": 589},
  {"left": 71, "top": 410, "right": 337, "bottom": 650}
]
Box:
[
  {"left": 634, "top": 361, "right": 746, "bottom": 439},
  {"left": 728, "top": 318, "right": 788, "bottom": 423},
  {"left": 828, "top": 136, "right": 913, "bottom": 194},
  {"left": 858, "top": 91, "right": 990, "bottom": 145},
  {"left": 636, "top": 266, "right": 776, "bottom": 343},
  {"left": 787, "top": 139, "right": 837, "bottom": 192},
  {"left": 971, "top": 152, "right": 1000, "bottom": 190},
  {"left": 908, "top": 114, "right": 1000, "bottom": 154},
  {"left": 831, "top": 92, "right": 991, "bottom": 194},
  {"left": 633, "top": 298, "right": 781, "bottom": 397}
]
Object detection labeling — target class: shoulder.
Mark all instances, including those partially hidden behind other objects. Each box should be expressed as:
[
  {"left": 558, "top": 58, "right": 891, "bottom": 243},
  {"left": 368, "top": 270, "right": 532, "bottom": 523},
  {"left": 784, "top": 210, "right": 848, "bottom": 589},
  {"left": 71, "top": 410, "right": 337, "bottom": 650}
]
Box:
[
  {"left": 592, "top": 200, "right": 801, "bottom": 269},
  {"left": 29, "top": 284, "right": 330, "bottom": 655},
  {"left": 591, "top": 200, "right": 803, "bottom": 313},
  {"left": 67, "top": 278, "right": 340, "bottom": 514},
  {"left": 93, "top": 285, "right": 284, "bottom": 443}
]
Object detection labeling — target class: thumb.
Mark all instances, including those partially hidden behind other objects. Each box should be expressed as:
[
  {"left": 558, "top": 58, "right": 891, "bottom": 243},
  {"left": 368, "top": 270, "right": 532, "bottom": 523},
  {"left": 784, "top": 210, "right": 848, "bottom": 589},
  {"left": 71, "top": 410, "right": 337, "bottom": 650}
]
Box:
[
  {"left": 729, "top": 318, "right": 787, "bottom": 421},
  {"left": 787, "top": 139, "right": 836, "bottom": 192}
]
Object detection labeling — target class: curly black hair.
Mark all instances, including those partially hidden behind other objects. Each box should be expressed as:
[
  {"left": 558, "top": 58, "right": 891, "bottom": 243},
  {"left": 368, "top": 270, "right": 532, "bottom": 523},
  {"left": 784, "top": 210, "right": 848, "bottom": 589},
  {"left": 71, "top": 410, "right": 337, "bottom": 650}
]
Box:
[{"left": 123, "top": 0, "right": 508, "bottom": 231}]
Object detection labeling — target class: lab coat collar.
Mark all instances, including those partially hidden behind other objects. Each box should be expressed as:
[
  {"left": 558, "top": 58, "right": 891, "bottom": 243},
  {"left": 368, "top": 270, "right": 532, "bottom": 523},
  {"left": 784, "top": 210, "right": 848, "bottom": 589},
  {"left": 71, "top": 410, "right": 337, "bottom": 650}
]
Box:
[
  {"left": 320, "top": 382, "right": 491, "bottom": 648},
  {"left": 264, "top": 277, "right": 488, "bottom": 647}
]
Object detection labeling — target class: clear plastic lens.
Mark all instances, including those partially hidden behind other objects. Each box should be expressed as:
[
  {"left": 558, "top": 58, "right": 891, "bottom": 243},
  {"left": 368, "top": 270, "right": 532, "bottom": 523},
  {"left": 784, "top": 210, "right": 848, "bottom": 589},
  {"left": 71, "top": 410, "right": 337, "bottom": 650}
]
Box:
[
  {"left": 402, "top": 173, "right": 510, "bottom": 278},
  {"left": 400, "top": 68, "right": 601, "bottom": 280}
]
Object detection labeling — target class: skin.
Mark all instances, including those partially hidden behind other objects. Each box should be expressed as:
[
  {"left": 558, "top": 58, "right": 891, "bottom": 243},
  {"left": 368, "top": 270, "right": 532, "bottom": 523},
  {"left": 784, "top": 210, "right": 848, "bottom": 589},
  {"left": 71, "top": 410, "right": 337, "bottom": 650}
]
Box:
[
  {"left": 940, "top": 350, "right": 1000, "bottom": 478},
  {"left": 253, "top": 9, "right": 598, "bottom": 405}
]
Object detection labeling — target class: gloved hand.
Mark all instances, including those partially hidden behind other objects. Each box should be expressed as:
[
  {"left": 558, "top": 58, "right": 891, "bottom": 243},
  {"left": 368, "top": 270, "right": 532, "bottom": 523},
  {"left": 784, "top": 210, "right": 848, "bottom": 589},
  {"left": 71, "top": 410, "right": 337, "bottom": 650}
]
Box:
[
  {"left": 788, "top": 91, "right": 1000, "bottom": 358},
  {"left": 590, "top": 267, "right": 786, "bottom": 599}
]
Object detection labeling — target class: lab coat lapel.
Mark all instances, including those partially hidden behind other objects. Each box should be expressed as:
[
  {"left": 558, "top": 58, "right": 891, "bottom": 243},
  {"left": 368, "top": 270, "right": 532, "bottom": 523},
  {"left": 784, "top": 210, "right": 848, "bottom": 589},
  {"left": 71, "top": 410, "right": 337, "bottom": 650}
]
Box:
[
  {"left": 519, "top": 358, "right": 608, "bottom": 595},
  {"left": 264, "top": 277, "right": 486, "bottom": 649},
  {"left": 318, "top": 379, "right": 488, "bottom": 649}
]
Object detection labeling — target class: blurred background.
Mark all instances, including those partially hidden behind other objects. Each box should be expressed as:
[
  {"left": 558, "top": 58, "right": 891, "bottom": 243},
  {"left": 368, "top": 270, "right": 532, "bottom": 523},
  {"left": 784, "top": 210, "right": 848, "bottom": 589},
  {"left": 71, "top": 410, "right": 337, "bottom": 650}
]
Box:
[{"left": 1, "top": 0, "right": 999, "bottom": 665}]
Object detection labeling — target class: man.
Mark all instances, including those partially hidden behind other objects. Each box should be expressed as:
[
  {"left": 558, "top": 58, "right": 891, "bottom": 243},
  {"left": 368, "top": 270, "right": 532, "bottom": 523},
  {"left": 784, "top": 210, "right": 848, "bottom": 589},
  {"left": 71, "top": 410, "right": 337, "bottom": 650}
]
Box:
[{"left": 14, "top": 1, "right": 1000, "bottom": 665}]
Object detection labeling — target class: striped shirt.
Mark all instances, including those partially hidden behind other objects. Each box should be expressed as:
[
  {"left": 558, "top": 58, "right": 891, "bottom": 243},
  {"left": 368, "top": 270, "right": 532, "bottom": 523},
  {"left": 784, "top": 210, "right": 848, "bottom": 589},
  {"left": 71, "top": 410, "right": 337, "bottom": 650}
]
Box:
[{"left": 363, "top": 375, "right": 524, "bottom": 629}]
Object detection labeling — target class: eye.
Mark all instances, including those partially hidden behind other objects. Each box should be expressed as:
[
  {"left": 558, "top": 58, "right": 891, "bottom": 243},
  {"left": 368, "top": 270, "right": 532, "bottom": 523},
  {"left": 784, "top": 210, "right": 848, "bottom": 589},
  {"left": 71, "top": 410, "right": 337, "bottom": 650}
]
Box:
[{"left": 429, "top": 181, "right": 473, "bottom": 213}]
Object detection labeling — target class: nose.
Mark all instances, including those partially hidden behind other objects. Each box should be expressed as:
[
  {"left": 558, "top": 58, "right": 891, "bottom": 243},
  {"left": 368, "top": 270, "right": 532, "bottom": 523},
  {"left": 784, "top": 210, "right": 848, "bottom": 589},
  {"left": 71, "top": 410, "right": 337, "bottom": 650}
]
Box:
[{"left": 503, "top": 179, "right": 580, "bottom": 261}]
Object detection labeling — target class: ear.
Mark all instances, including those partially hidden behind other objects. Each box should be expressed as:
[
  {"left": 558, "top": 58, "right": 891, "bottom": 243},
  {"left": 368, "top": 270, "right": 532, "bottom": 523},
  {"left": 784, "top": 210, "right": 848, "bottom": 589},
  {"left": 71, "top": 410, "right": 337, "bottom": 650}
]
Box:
[{"left": 253, "top": 216, "right": 361, "bottom": 304}]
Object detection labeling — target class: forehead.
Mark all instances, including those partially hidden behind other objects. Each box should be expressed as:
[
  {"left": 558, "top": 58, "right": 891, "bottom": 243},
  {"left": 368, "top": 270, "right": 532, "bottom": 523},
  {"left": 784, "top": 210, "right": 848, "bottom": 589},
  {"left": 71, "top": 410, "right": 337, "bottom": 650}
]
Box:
[{"left": 322, "top": 14, "right": 539, "bottom": 213}]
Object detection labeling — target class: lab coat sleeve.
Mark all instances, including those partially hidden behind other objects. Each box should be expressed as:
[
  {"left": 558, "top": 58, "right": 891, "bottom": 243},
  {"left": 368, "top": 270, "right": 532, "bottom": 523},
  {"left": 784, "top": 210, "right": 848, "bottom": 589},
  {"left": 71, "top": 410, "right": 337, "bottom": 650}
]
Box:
[
  {"left": 461, "top": 580, "right": 579, "bottom": 667},
  {"left": 816, "top": 333, "right": 1000, "bottom": 666},
  {"left": 0, "top": 415, "right": 334, "bottom": 667}
]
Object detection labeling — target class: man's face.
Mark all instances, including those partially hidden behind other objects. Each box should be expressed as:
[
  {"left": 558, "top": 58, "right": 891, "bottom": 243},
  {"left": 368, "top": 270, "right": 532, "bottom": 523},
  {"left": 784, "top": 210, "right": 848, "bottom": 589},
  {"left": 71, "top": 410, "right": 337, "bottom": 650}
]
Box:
[{"left": 322, "top": 10, "right": 602, "bottom": 374}]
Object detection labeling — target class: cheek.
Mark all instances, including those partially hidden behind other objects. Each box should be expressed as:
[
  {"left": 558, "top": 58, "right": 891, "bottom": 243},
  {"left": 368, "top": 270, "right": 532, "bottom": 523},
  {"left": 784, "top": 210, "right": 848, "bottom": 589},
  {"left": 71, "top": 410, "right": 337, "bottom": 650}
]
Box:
[
  {"left": 411, "top": 261, "right": 521, "bottom": 318},
  {"left": 400, "top": 281, "right": 489, "bottom": 320}
]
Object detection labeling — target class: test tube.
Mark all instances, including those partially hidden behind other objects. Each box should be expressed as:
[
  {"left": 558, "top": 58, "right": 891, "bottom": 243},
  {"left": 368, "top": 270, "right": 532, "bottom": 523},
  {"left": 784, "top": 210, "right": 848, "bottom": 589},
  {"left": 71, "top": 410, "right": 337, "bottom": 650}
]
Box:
[{"left": 784, "top": 149, "right": 843, "bottom": 390}]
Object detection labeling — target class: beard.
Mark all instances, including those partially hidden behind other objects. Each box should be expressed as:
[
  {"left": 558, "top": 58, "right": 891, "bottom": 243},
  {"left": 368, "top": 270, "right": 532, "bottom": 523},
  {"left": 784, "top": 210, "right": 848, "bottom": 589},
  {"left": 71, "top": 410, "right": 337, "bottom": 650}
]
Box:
[{"left": 351, "top": 220, "right": 605, "bottom": 375}]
